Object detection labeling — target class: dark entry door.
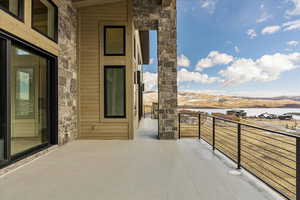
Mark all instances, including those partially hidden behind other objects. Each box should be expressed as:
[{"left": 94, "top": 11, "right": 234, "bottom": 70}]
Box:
[{"left": 137, "top": 71, "right": 143, "bottom": 121}]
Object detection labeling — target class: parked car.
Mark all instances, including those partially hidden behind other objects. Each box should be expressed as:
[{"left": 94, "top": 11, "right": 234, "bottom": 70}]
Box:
[
  {"left": 258, "top": 113, "right": 277, "bottom": 119},
  {"left": 226, "top": 110, "right": 247, "bottom": 118},
  {"left": 278, "top": 114, "right": 293, "bottom": 120}
]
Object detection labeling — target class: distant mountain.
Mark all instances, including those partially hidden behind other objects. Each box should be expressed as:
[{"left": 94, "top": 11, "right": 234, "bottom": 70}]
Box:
[
  {"left": 237, "top": 96, "right": 300, "bottom": 102},
  {"left": 144, "top": 91, "right": 300, "bottom": 108}
]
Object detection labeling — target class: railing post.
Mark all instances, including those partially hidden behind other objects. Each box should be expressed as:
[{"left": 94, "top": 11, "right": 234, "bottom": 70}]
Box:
[
  {"left": 212, "top": 117, "right": 215, "bottom": 151},
  {"left": 296, "top": 137, "right": 300, "bottom": 200},
  {"left": 178, "top": 113, "right": 181, "bottom": 139},
  {"left": 198, "top": 114, "right": 201, "bottom": 140},
  {"left": 237, "top": 123, "right": 241, "bottom": 169}
]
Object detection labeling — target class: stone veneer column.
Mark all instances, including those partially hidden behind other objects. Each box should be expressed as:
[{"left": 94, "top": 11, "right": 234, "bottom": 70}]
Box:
[
  {"left": 57, "top": 0, "right": 78, "bottom": 145},
  {"left": 157, "top": 0, "right": 178, "bottom": 139},
  {"left": 133, "top": 0, "right": 178, "bottom": 139}
]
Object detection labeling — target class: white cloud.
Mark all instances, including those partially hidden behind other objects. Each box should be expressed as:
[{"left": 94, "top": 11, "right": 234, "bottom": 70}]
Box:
[
  {"left": 200, "top": 0, "right": 218, "bottom": 14},
  {"left": 282, "top": 19, "right": 300, "bottom": 31},
  {"left": 143, "top": 68, "right": 220, "bottom": 91},
  {"left": 257, "top": 12, "right": 272, "bottom": 23},
  {"left": 261, "top": 25, "right": 281, "bottom": 35},
  {"left": 246, "top": 29, "right": 257, "bottom": 39},
  {"left": 234, "top": 46, "right": 240, "bottom": 53},
  {"left": 178, "top": 69, "right": 220, "bottom": 84},
  {"left": 177, "top": 54, "right": 191, "bottom": 67},
  {"left": 196, "top": 51, "right": 234, "bottom": 71},
  {"left": 143, "top": 72, "right": 157, "bottom": 91},
  {"left": 287, "top": 40, "right": 299, "bottom": 46},
  {"left": 219, "top": 52, "right": 300, "bottom": 86},
  {"left": 256, "top": 5, "right": 272, "bottom": 23},
  {"left": 286, "top": 0, "right": 300, "bottom": 16}
]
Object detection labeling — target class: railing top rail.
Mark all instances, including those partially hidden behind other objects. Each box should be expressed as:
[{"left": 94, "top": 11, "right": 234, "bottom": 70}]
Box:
[
  {"left": 179, "top": 112, "right": 300, "bottom": 139},
  {"left": 210, "top": 114, "right": 300, "bottom": 139}
]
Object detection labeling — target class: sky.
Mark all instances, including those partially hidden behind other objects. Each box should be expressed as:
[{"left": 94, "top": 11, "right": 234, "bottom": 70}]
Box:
[{"left": 143, "top": 0, "right": 300, "bottom": 97}]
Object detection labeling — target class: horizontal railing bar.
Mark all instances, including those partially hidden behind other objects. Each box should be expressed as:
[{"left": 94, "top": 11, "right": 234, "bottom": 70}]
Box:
[
  {"left": 242, "top": 144, "right": 296, "bottom": 171},
  {"left": 215, "top": 126, "right": 237, "bottom": 134},
  {"left": 241, "top": 158, "right": 296, "bottom": 195},
  {"left": 241, "top": 148, "right": 296, "bottom": 180},
  {"left": 241, "top": 127, "right": 296, "bottom": 146},
  {"left": 241, "top": 132, "right": 296, "bottom": 155},
  {"left": 241, "top": 138, "right": 296, "bottom": 163},
  {"left": 201, "top": 137, "right": 213, "bottom": 146},
  {"left": 242, "top": 163, "right": 295, "bottom": 200},
  {"left": 215, "top": 133, "right": 237, "bottom": 146},
  {"left": 215, "top": 128, "right": 237, "bottom": 139},
  {"left": 203, "top": 115, "right": 300, "bottom": 139},
  {"left": 215, "top": 141, "right": 237, "bottom": 156},
  {"left": 215, "top": 146, "right": 237, "bottom": 164},
  {"left": 201, "top": 127, "right": 213, "bottom": 134},
  {"left": 215, "top": 137, "right": 237, "bottom": 151},
  {"left": 215, "top": 121, "right": 238, "bottom": 128}
]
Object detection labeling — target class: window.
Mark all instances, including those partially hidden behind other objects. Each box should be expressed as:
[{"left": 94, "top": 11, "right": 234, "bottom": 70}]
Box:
[
  {"left": 104, "top": 66, "right": 126, "bottom": 118},
  {"left": 0, "top": 0, "right": 23, "bottom": 20},
  {"left": 32, "top": 0, "right": 58, "bottom": 41},
  {"left": 104, "top": 26, "right": 125, "bottom": 56}
]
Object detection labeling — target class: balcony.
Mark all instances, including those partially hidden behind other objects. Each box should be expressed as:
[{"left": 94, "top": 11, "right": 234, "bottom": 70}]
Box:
[{"left": 0, "top": 118, "right": 281, "bottom": 200}]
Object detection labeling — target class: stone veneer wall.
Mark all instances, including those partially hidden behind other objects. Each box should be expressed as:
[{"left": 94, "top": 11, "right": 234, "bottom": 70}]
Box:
[
  {"left": 57, "top": 0, "right": 78, "bottom": 145},
  {"left": 133, "top": 0, "right": 178, "bottom": 139}
]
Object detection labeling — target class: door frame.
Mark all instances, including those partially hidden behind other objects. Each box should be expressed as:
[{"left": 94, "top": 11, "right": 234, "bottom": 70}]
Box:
[{"left": 0, "top": 29, "right": 58, "bottom": 168}]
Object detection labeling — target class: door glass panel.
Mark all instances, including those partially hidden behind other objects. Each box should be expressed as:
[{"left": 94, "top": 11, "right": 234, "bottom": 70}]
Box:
[
  {"left": 104, "top": 66, "right": 126, "bottom": 118},
  {"left": 11, "top": 44, "right": 48, "bottom": 155},
  {"left": 0, "top": 39, "right": 5, "bottom": 160}
]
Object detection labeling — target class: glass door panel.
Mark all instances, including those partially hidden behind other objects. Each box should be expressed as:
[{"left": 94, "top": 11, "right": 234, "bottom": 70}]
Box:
[
  {"left": 0, "top": 38, "right": 6, "bottom": 160},
  {"left": 10, "top": 44, "right": 49, "bottom": 155}
]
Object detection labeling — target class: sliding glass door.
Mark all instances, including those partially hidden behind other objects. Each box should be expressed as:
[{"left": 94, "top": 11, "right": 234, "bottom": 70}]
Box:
[
  {"left": 10, "top": 44, "right": 49, "bottom": 155},
  {"left": 0, "top": 32, "right": 57, "bottom": 167},
  {"left": 0, "top": 38, "right": 6, "bottom": 161}
]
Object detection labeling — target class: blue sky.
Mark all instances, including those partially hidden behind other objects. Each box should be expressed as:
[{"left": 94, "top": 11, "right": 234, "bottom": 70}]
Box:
[{"left": 143, "top": 0, "right": 300, "bottom": 97}]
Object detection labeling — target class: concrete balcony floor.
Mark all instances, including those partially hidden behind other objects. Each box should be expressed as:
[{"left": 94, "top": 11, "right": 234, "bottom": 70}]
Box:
[{"left": 0, "top": 118, "right": 279, "bottom": 200}]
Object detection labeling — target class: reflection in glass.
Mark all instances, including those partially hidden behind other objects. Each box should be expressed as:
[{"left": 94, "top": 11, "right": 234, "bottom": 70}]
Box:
[
  {"left": 104, "top": 27, "right": 125, "bottom": 55},
  {"left": 0, "top": 0, "right": 20, "bottom": 17},
  {"left": 32, "top": 0, "right": 57, "bottom": 40},
  {"left": 104, "top": 66, "right": 126, "bottom": 117},
  {"left": 11, "top": 44, "right": 48, "bottom": 155}
]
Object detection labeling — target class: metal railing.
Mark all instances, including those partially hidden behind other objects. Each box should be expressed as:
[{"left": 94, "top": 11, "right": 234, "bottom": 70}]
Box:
[{"left": 178, "top": 113, "right": 300, "bottom": 200}]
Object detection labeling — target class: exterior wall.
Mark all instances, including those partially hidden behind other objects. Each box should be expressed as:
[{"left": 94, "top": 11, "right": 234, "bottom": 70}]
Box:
[
  {"left": 57, "top": 0, "right": 78, "bottom": 144},
  {"left": 133, "top": 0, "right": 178, "bottom": 139},
  {"left": 133, "top": 30, "right": 144, "bottom": 133},
  {"left": 0, "top": 1, "right": 58, "bottom": 55},
  {"left": 77, "top": 0, "right": 142, "bottom": 139},
  {"left": 0, "top": 0, "right": 79, "bottom": 145}
]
